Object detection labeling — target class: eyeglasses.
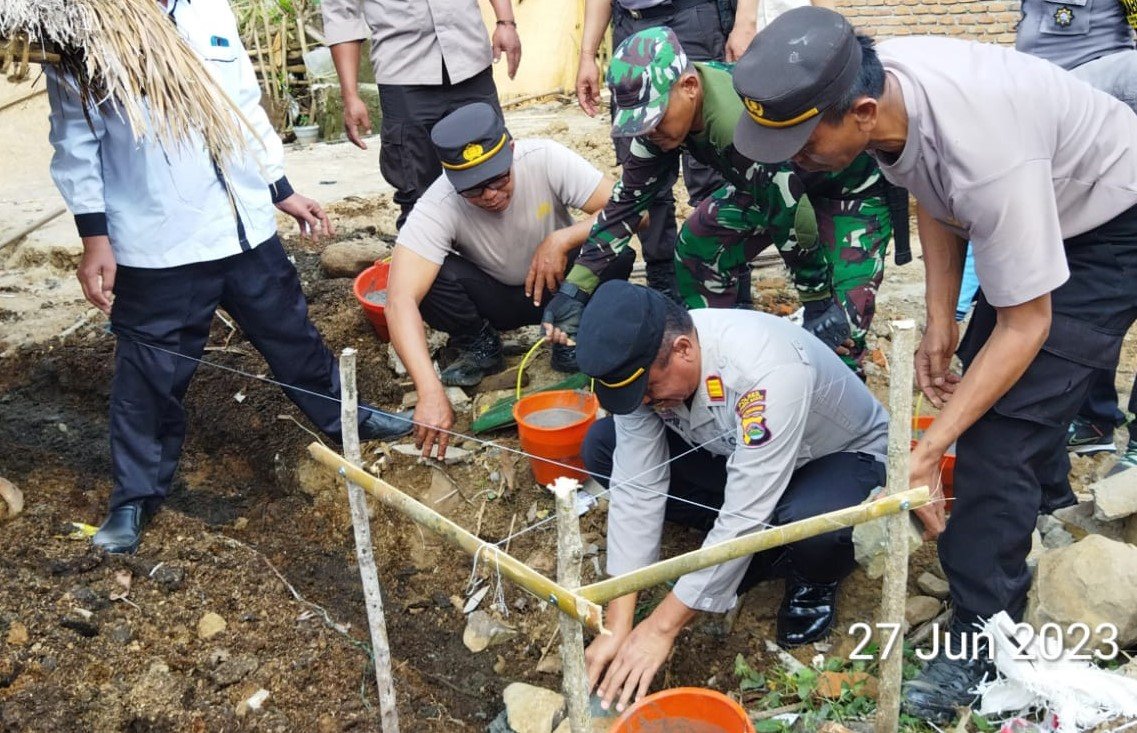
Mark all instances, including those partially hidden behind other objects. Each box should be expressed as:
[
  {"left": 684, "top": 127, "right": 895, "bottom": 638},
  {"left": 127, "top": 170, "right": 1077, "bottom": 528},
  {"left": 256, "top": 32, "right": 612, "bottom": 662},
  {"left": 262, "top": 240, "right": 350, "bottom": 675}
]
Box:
[{"left": 459, "top": 171, "right": 511, "bottom": 198}]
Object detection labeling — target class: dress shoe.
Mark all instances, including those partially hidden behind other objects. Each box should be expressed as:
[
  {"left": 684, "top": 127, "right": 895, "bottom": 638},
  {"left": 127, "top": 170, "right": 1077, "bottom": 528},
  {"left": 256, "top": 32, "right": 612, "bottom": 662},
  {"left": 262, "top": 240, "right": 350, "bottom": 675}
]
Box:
[
  {"left": 550, "top": 343, "right": 578, "bottom": 374},
  {"left": 92, "top": 500, "right": 156, "bottom": 554},
  {"left": 776, "top": 573, "right": 839, "bottom": 647},
  {"left": 902, "top": 627, "right": 994, "bottom": 723},
  {"left": 358, "top": 409, "right": 413, "bottom": 441},
  {"left": 439, "top": 323, "right": 504, "bottom": 387}
]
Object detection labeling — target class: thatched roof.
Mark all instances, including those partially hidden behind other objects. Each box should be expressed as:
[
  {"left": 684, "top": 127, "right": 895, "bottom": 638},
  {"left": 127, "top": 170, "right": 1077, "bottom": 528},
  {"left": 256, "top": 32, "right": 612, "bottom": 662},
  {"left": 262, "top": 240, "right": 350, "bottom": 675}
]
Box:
[{"left": 1, "top": 0, "right": 252, "bottom": 168}]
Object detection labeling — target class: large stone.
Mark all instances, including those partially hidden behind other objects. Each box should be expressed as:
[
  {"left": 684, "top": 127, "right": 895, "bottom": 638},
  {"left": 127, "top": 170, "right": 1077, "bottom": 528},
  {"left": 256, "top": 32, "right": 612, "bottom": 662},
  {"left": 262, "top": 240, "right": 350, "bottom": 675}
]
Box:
[
  {"left": 462, "top": 611, "right": 517, "bottom": 653},
  {"left": 0, "top": 477, "right": 23, "bottom": 521},
  {"left": 211, "top": 654, "right": 259, "bottom": 687},
  {"left": 1052, "top": 501, "right": 1125, "bottom": 542},
  {"left": 853, "top": 514, "right": 923, "bottom": 579},
  {"left": 5, "top": 621, "right": 28, "bottom": 646},
  {"left": 905, "top": 596, "right": 943, "bottom": 627},
  {"left": 916, "top": 572, "right": 949, "bottom": 600},
  {"left": 503, "top": 682, "right": 565, "bottom": 733},
  {"left": 1026, "top": 534, "right": 1137, "bottom": 652},
  {"left": 319, "top": 241, "right": 387, "bottom": 278},
  {"left": 1091, "top": 471, "right": 1137, "bottom": 521}
]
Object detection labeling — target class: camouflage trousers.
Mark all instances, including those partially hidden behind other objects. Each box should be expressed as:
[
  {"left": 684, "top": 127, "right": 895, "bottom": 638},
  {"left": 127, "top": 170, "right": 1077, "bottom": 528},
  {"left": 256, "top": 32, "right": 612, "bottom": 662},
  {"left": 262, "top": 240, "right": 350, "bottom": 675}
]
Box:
[{"left": 676, "top": 185, "right": 891, "bottom": 370}]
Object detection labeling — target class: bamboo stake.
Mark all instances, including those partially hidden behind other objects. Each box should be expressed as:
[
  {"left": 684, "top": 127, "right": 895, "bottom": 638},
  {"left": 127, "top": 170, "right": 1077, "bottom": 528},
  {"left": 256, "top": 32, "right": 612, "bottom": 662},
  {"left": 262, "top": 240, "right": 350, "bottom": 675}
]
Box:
[
  {"left": 258, "top": 2, "right": 278, "bottom": 101},
  {"left": 553, "top": 479, "right": 592, "bottom": 733},
  {"left": 578, "top": 487, "right": 930, "bottom": 605},
  {"left": 0, "top": 206, "right": 66, "bottom": 252},
  {"left": 307, "top": 442, "right": 607, "bottom": 634},
  {"left": 339, "top": 349, "right": 400, "bottom": 733},
  {"left": 876, "top": 320, "right": 917, "bottom": 733},
  {"left": 248, "top": 25, "right": 274, "bottom": 103},
  {"left": 0, "top": 86, "right": 46, "bottom": 113}
]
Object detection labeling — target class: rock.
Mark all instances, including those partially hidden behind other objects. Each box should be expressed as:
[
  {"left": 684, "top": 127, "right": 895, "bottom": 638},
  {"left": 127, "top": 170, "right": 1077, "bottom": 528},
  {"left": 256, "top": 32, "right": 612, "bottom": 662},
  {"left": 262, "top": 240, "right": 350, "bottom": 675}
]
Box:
[
  {"left": 816, "top": 671, "right": 878, "bottom": 699},
  {"left": 445, "top": 386, "right": 470, "bottom": 406},
  {"left": 478, "top": 368, "right": 528, "bottom": 393},
  {"left": 107, "top": 621, "right": 133, "bottom": 644},
  {"left": 462, "top": 610, "right": 517, "bottom": 653},
  {"left": 535, "top": 652, "right": 562, "bottom": 675},
  {"left": 236, "top": 688, "right": 270, "bottom": 717},
  {"left": 1026, "top": 528, "right": 1045, "bottom": 570},
  {"left": 316, "top": 713, "right": 340, "bottom": 733},
  {"left": 0, "top": 477, "right": 24, "bottom": 521},
  {"left": 853, "top": 513, "right": 923, "bottom": 579},
  {"left": 67, "top": 585, "right": 109, "bottom": 611},
  {"left": 60, "top": 614, "right": 99, "bottom": 638},
  {"left": 1091, "top": 471, "right": 1137, "bottom": 521},
  {"left": 503, "top": 682, "right": 565, "bottom": 733},
  {"left": 1027, "top": 535, "right": 1137, "bottom": 652},
  {"left": 1037, "top": 514, "right": 1063, "bottom": 536},
  {"left": 211, "top": 654, "right": 259, "bottom": 687},
  {"left": 916, "top": 572, "right": 950, "bottom": 599},
  {"left": 197, "top": 612, "right": 227, "bottom": 640},
  {"left": 150, "top": 564, "right": 186, "bottom": 593},
  {"left": 1041, "top": 526, "right": 1074, "bottom": 550},
  {"left": 127, "top": 661, "right": 186, "bottom": 719},
  {"left": 392, "top": 443, "right": 472, "bottom": 465},
  {"left": 387, "top": 343, "right": 407, "bottom": 376},
  {"left": 1052, "top": 501, "right": 1125, "bottom": 541},
  {"left": 6, "top": 621, "right": 28, "bottom": 646},
  {"left": 523, "top": 549, "right": 556, "bottom": 576},
  {"left": 319, "top": 241, "right": 386, "bottom": 278},
  {"left": 905, "top": 596, "right": 942, "bottom": 627}
]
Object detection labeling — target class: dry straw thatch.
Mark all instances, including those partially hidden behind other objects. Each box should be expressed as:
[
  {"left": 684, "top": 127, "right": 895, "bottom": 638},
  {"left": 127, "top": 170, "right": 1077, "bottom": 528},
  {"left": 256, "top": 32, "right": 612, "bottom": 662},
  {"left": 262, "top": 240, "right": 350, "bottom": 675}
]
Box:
[{"left": 0, "top": 0, "right": 254, "bottom": 167}]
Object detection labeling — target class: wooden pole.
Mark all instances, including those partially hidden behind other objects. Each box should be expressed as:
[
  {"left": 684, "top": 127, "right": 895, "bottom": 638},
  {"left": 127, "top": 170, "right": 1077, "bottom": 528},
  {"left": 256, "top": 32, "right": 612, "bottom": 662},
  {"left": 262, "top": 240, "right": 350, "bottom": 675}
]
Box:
[
  {"left": 307, "top": 442, "right": 607, "bottom": 634},
  {"left": 0, "top": 86, "right": 47, "bottom": 114},
  {"left": 876, "top": 320, "right": 917, "bottom": 733},
  {"left": 339, "top": 349, "right": 400, "bottom": 733},
  {"left": 0, "top": 207, "right": 66, "bottom": 252},
  {"left": 553, "top": 479, "right": 592, "bottom": 733},
  {"left": 578, "top": 487, "right": 930, "bottom": 605}
]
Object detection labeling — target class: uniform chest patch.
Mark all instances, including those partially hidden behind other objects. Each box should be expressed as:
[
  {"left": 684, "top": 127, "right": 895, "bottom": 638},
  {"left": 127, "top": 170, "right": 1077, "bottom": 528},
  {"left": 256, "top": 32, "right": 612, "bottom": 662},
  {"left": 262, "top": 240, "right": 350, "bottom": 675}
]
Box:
[
  {"left": 1053, "top": 5, "right": 1075, "bottom": 26},
  {"left": 736, "top": 389, "right": 771, "bottom": 447},
  {"left": 705, "top": 375, "right": 725, "bottom": 402}
]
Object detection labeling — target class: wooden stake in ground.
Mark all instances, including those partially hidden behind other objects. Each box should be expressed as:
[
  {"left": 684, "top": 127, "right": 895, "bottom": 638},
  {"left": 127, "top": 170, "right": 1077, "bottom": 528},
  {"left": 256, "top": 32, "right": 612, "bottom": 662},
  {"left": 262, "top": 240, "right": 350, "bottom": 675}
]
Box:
[
  {"left": 339, "top": 348, "right": 400, "bottom": 733},
  {"left": 553, "top": 479, "right": 592, "bottom": 733},
  {"left": 876, "top": 320, "right": 917, "bottom": 733}
]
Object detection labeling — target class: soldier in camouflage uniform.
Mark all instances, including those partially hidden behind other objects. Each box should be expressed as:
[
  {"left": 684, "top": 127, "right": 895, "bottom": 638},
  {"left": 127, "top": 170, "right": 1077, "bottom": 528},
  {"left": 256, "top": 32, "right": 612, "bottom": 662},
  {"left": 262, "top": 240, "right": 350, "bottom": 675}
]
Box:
[{"left": 542, "top": 27, "right": 892, "bottom": 372}]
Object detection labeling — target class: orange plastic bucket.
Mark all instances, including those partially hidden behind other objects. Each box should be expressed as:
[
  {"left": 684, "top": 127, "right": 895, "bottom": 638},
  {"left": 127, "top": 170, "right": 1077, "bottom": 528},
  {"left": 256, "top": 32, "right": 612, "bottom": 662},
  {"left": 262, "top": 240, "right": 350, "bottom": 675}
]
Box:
[
  {"left": 911, "top": 415, "right": 956, "bottom": 509},
  {"left": 353, "top": 260, "right": 391, "bottom": 342},
  {"left": 512, "top": 390, "right": 598, "bottom": 485},
  {"left": 611, "top": 688, "right": 755, "bottom": 733}
]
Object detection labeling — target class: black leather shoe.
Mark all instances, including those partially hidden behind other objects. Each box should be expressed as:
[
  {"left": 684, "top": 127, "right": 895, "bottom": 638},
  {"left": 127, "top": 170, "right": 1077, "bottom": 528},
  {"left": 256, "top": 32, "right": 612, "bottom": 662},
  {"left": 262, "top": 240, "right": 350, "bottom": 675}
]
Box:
[
  {"left": 92, "top": 501, "right": 156, "bottom": 554},
  {"left": 439, "top": 323, "right": 504, "bottom": 387},
  {"left": 902, "top": 638, "right": 994, "bottom": 723},
  {"left": 358, "top": 409, "right": 413, "bottom": 441},
  {"left": 550, "top": 343, "right": 578, "bottom": 374},
  {"left": 776, "top": 574, "right": 839, "bottom": 647}
]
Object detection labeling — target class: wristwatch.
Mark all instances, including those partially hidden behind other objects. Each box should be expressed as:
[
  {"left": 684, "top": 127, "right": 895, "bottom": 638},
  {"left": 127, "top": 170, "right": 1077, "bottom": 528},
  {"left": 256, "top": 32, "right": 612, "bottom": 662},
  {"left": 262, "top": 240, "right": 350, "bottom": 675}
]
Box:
[{"left": 557, "top": 281, "right": 591, "bottom": 305}]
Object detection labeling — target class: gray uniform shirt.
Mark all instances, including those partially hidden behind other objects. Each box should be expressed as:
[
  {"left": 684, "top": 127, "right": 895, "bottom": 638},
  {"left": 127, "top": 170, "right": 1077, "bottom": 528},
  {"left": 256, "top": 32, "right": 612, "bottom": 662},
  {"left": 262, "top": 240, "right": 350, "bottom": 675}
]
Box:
[
  {"left": 1016, "top": 0, "right": 1134, "bottom": 70},
  {"left": 606, "top": 310, "right": 889, "bottom": 613},
  {"left": 321, "top": 0, "right": 493, "bottom": 85}
]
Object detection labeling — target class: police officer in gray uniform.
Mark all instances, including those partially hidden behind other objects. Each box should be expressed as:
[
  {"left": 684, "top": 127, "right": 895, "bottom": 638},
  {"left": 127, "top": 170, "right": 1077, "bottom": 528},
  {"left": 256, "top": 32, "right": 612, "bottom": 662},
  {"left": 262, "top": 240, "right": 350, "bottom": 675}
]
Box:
[{"left": 576, "top": 281, "right": 888, "bottom": 712}]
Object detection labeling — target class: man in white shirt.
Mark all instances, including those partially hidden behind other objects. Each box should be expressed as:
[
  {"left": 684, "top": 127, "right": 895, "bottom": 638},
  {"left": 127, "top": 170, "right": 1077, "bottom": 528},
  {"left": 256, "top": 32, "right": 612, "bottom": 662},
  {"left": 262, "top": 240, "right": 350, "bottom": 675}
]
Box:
[
  {"left": 733, "top": 7, "right": 1137, "bottom": 722},
  {"left": 385, "top": 103, "right": 632, "bottom": 459},
  {"left": 47, "top": 0, "right": 410, "bottom": 555}
]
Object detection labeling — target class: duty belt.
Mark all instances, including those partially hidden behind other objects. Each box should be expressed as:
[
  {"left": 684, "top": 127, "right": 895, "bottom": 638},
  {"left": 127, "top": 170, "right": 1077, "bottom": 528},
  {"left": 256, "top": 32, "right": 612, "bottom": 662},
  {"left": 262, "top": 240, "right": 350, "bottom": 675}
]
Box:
[{"left": 620, "top": 0, "right": 713, "bottom": 21}]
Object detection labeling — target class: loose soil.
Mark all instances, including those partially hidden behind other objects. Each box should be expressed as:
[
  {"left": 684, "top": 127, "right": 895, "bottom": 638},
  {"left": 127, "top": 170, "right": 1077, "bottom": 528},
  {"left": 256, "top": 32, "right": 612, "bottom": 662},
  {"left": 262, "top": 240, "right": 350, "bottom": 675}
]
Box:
[{"left": 2, "top": 97, "right": 1135, "bottom": 732}]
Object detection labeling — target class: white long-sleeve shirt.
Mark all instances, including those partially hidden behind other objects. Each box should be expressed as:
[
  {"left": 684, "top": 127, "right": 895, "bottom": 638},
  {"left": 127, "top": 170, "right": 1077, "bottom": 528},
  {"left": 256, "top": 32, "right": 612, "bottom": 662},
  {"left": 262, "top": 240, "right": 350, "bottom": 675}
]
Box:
[
  {"left": 607, "top": 310, "right": 889, "bottom": 613},
  {"left": 47, "top": 0, "right": 292, "bottom": 268}
]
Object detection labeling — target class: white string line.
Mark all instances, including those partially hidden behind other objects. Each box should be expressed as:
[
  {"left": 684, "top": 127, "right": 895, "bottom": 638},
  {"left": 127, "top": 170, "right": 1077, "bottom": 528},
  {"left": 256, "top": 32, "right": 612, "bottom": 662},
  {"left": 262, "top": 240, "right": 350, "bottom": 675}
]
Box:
[{"left": 119, "top": 334, "right": 945, "bottom": 545}]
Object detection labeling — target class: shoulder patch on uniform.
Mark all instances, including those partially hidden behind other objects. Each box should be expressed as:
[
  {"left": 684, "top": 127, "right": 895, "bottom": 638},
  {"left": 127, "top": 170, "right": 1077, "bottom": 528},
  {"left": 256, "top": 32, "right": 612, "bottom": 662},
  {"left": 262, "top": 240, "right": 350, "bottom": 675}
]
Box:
[
  {"left": 736, "top": 389, "right": 771, "bottom": 447},
  {"left": 705, "top": 375, "right": 725, "bottom": 402}
]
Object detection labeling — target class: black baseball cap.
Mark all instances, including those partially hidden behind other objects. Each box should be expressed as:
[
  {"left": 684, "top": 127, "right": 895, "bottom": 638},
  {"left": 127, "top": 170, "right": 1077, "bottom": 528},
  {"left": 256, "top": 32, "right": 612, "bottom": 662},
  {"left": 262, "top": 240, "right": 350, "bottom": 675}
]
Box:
[
  {"left": 732, "top": 6, "right": 862, "bottom": 164},
  {"left": 575, "top": 281, "right": 668, "bottom": 415},
  {"left": 431, "top": 102, "right": 514, "bottom": 192}
]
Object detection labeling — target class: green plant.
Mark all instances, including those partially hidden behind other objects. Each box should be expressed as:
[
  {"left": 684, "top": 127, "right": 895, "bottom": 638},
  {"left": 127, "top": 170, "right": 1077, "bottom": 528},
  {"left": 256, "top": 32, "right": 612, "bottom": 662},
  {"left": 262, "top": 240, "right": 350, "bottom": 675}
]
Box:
[{"left": 294, "top": 113, "right": 310, "bottom": 127}]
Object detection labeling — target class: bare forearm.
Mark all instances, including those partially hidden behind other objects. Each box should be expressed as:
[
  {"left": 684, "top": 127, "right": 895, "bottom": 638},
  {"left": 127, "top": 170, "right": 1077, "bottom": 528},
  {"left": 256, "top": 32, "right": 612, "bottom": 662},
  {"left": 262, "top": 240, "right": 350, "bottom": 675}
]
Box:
[
  {"left": 330, "top": 41, "right": 363, "bottom": 98},
  {"left": 917, "top": 205, "right": 965, "bottom": 330},
  {"left": 487, "top": 0, "right": 515, "bottom": 21},
  {"left": 386, "top": 298, "right": 446, "bottom": 399},
  {"left": 735, "top": 0, "right": 759, "bottom": 27},
  {"left": 561, "top": 216, "right": 600, "bottom": 250},
  {"left": 648, "top": 592, "right": 698, "bottom": 637},
  {"left": 605, "top": 593, "right": 639, "bottom": 636},
  {"left": 581, "top": 0, "right": 612, "bottom": 57}
]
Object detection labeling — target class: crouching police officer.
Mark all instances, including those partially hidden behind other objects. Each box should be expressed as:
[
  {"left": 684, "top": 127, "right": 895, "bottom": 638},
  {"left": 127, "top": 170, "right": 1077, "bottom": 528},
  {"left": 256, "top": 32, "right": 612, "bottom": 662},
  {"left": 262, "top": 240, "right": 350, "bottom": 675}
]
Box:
[{"left": 573, "top": 281, "right": 889, "bottom": 712}]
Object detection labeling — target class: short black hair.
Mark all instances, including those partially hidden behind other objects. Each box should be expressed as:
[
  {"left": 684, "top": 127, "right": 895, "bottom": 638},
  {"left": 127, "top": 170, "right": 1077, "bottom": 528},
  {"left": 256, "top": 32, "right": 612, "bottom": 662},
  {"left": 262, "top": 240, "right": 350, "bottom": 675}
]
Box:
[
  {"left": 823, "top": 35, "right": 884, "bottom": 122},
  {"left": 653, "top": 297, "right": 695, "bottom": 368}
]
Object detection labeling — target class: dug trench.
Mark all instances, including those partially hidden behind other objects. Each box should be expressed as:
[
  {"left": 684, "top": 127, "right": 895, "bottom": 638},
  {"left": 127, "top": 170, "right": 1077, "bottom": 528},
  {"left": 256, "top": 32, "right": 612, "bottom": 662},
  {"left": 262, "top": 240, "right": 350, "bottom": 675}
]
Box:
[{"left": 0, "top": 227, "right": 931, "bottom": 731}]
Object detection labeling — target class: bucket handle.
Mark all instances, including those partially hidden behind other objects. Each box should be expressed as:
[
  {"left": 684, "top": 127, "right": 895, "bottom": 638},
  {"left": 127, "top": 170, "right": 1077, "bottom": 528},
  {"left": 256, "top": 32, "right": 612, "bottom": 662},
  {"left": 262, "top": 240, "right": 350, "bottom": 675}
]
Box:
[
  {"left": 912, "top": 392, "right": 924, "bottom": 435},
  {"left": 515, "top": 339, "right": 595, "bottom": 401}
]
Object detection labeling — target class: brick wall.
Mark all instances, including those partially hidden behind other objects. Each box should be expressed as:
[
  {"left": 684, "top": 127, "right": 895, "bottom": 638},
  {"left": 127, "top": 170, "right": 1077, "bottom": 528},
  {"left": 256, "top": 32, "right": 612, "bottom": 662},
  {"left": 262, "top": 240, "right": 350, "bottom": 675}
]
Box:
[{"left": 837, "top": 0, "right": 1021, "bottom": 44}]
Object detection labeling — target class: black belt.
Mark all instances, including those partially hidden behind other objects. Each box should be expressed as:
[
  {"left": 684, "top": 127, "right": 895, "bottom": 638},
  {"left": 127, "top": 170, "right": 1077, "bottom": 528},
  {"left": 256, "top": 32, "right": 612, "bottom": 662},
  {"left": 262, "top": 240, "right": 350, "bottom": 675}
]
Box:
[{"left": 620, "top": 0, "right": 712, "bottom": 21}]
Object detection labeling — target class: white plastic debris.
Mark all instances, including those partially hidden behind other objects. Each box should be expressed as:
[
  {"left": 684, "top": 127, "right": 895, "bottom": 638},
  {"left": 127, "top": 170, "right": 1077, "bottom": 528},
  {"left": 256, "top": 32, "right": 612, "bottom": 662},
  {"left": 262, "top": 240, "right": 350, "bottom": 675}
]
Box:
[{"left": 977, "top": 611, "right": 1137, "bottom": 732}]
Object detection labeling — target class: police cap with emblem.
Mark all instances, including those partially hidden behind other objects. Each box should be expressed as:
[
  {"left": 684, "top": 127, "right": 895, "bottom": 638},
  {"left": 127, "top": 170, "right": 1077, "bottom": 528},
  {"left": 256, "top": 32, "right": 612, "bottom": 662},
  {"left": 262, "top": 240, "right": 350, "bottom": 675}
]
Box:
[
  {"left": 732, "top": 6, "right": 861, "bottom": 164},
  {"left": 575, "top": 281, "right": 668, "bottom": 415},
  {"left": 431, "top": 102, "right": 514, "bottom": 192}
]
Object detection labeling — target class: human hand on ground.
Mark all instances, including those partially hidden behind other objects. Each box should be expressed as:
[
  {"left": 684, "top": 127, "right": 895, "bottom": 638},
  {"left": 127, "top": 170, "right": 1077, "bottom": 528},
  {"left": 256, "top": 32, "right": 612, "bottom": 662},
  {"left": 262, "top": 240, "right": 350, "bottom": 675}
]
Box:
[
  {"left": 593, "top": 618, "right": 676, "bottom": 713},
  {"left": 77, "top": 235, "right": 116, "bottom": 314},
  {"left": 413, "top": 389, "right": 454, "bottom": 460}
]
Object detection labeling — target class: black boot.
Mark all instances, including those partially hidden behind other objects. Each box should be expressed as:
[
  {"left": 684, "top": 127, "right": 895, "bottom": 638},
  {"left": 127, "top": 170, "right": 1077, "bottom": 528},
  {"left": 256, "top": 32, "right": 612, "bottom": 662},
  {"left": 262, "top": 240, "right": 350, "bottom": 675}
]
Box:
[
  {"left": 902, "top": 621, "right": 995, "bottom": 724},
  {"left": 645, "top": 261, "right": 679, "bottom": 303},
  {"left": 92, "top": 500, "right": 157, "bottom": 554},
  {"left": 776, "top": 573, "right": 840, "bottom": 647},
  {"left": 439, "top": 322, "right": 504, "bottom": 387},
  {"left": 550, "top": 343, "right": 579, "bottom": 374},
  {"left": 358, "top": 409, "right": 414, "bottom": 441}
]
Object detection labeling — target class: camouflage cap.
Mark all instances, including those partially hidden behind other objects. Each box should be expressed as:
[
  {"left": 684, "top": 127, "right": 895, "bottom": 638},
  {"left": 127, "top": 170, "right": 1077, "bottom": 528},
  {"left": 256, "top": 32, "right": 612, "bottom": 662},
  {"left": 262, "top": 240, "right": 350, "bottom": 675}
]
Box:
[{"left": 607, "top": 27, "right": 689, "bottom": 138}]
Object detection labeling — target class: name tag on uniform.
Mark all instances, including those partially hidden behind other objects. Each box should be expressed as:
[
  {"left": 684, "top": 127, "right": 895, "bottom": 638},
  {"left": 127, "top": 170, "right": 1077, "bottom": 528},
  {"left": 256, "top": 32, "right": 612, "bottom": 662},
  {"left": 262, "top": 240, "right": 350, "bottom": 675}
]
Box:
[
  {"left": 211, "top": 35, "right": 230, "bottom": 47},
  {"left": 705, "top": 375, "right": 725, "bottom": 403}
]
